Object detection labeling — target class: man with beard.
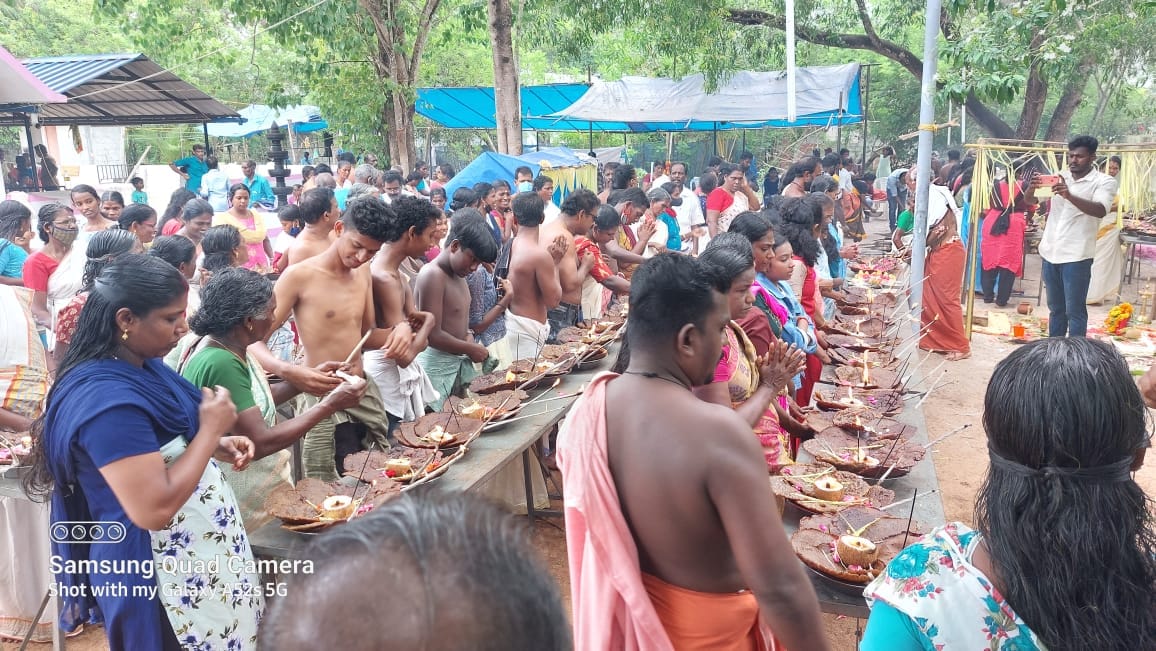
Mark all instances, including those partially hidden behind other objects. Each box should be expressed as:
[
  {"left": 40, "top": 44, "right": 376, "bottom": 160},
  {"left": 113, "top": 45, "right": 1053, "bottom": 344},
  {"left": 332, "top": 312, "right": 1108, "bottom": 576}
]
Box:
[{"left": 558, "top": 254, "right": 831, "bottom": 650}]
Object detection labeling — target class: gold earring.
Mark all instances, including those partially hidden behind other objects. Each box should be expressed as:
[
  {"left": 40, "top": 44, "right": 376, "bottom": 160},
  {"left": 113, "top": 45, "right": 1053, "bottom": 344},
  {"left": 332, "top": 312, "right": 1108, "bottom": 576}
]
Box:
[{"left": 121, "top": 330, "right": 129, "bottom": 341}]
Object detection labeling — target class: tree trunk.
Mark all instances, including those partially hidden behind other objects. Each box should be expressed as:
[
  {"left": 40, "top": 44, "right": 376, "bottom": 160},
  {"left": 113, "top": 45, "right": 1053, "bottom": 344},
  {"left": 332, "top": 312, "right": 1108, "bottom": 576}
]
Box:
[
  {"left": 488, "top": 0, "right": 521, "bottom": 154},
  {"left": 1012, "top": 34, "right": 1048, "bottom": 140},
  {"left": 1044, "top": 56, "right": 1095, "bottom": 142}
]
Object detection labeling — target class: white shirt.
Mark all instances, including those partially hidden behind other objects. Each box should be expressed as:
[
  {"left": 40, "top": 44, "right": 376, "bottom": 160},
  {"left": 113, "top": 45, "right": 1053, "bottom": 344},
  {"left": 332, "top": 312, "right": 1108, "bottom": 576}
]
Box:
[
  {"left": 543, "top": 201, "right": 561, "bottom": 224},
  {"left": 837, "top": 171, "right": 854, "bottom": 193},
  {"left": 1038, "top": 168, "right": 1117, "bottom": 264},
  {"left": 671, "top": 194, "right": 704, "bottom": 252}
]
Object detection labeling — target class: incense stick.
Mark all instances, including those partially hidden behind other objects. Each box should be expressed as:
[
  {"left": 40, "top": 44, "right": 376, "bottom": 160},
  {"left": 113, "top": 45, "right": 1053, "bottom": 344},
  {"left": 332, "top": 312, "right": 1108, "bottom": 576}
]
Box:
[
  {"left": 343, "top": 329, "right": 374, "bottom": 366},
  {"left": 900, "top": 489, "right": 918, "bottom": 549},
  {"left": 914, "top": 369, "right": 950, "bottom": 410},
  {"left": 881, "top": 488, "right": 940, "bottom": 511},
  {"left": 906, "top": 358, "right": 947, "bottom": 392}
]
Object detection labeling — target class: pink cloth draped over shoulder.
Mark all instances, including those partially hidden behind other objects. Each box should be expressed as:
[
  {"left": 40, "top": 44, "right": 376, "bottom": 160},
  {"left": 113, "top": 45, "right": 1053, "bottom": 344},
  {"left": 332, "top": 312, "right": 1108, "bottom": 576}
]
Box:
[{"left": 556, "top": 372, "right": 675, "bottom": 651}]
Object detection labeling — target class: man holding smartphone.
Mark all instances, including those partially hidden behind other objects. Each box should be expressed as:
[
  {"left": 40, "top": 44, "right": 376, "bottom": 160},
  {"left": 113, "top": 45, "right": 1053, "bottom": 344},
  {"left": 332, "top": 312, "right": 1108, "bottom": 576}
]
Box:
[{"left": 1026, "top": 135, "right": 1118, "bottom": 337}]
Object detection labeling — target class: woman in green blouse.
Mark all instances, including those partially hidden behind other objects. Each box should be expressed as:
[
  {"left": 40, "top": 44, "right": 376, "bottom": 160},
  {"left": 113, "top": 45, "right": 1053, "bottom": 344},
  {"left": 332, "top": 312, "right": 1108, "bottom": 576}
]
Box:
[{"left": 171, "top": 267, "right": 364, "bottom": 530}]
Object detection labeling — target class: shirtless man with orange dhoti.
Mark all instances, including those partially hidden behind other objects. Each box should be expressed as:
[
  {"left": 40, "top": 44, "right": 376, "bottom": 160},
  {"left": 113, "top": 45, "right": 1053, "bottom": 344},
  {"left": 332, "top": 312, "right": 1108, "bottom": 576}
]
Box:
[{"left": 558, "top": 253, "right": 831, "bottom": 651}]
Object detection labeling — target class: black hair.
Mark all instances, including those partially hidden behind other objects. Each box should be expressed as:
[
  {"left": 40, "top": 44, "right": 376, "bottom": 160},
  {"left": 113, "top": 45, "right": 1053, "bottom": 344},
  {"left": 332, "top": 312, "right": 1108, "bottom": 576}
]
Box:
[
  {"left": 80, "top": 228, "right": 139, "bottom": 292},
  {"left": 0, "top": 200, "right": 31, "bottom": 241},
  {"left": 451, "top": 188, "right": 478, "bottom": 212},
  {"left": 472, "top": 182, "right": 494, "bottom": 207},
  {"left": 70, "top": 184, "right": 100, "bottom": 203},
  {"left": 181, "top": 198, "right": 213, "bottom": 224},
  {"left": 189, "top": 267, "right": 273, "bottom": 337},
  {"left": 342, "top": 196, "right": 393, "bottom": 243},
  {"left": 386, "top": 195, "right": 439, "bottom": 243},
  {"left": 764, "top": 167, "right": 779, "bottom": 180},
  {"left": 779, "top": 197, "right": 821, "bottom": 267},
  {"left": 37, "top": 203, "right": 71, "bottom": 243},
  {"left": 609, "top": 187, "right": 647, "bottom": 209},
  {"left": 706, "top": 156, "right": 724, "bottom": 168},
  {"left": 116, "top": 203, "right": 156, "bottom": 232},
  {"left": 821, "top": 153, "right": 841, "bottom": 169},
  {"left": 699, "top": 233, "right": 755, "bottom": 293},
  {"left": 430, "top": 187, "right": 447, "bottom": 201},
  {"left": 728, "top": 211, "right": 773, "bottom": 244},
  {"left": 717, "top": 162, "right": 740, "bottom": 179},
  {"left": 492, "top": 179, "right": 510, "bottom": 191},
  {"left": 148, "top": 235, "right": 196, "bottom": 271},
  {"left": 947, "top": 149, "right": 961, "bottom": 161},
  {"left": 1068, "top": 135, "right": 1099, "bottom": 154},
  {"left": 227, "top": 183, "right": 249, "bottom": 202},
  {"left": 258, "top": 491, "right": 571, "bottom": 651},
  {"left": 739, "top": 150, "right": 753, "bottom": 161},
  {"left": 314, "top": 163, "right": 333, "bottom": 175},
  {"left": 278, "top": 204, "right": 302, "bottom": 225},
  {"left": 593, "top": 204, "right": 621, "bottom": 232},
  {"left": 560, "top": 188, "right": 599, "bottom": 217},
  {"left": 532, "top": 175, "right": 552, "bottom": 192},
  {"left": 626, "top": 253, "right": 719, "bottom": 350},
  {"left": 977, "top": 338, "right": 1156, "bottom": 650},
  {"left": 299, "top": 187, "right": 336, "bottom": 224},
  {"left": 808, "top": 174, "right": 838, "bottom": 194},
  {"left": 809, "top": 192, "right": 841, "bottom": 273},
  {"left": 782, "top": 157, "right": 819, "bottom": 188},
  {"left": 699, "top": 172, "right": 719, "bottom": 194},
  {"left": 511, "top": 192, "right": 545, "bottom": 227},
  {"left": 301, "top": 165, "right": 315, "bottom": 180},
  {"left": 1109, "top": 155, "right": 1122, "bottom": 167},
  {"left": 438, "top": 163, "right": 456, "bottom": 178},
  {"left": 406, "top": 170, "right": 423, "bottom": 184},
  {"left": 611, "top": 165, "right": 636, "bottom": 190},
  {"left": 202, "top": 224, "right": 242, "bottom": 272},
  {"left": 446, "top": 208, "right": 498, "bottom": 263},
  {"left": 99, "top": 190, "right": 125, "bottom": 206},
  {"left": 130, "top": 176, "right": 143, "bottom": 185},
  {"left": 670, "top": 161, "right": 687, "bottom": 173},
  {"left": 205, "top": 156, "right": 219, "bottom": 170},
  {"left": 514, "top": 166, "right": 533, "bottom": 179},
  {"left": 24, "top": 255, "right": 188, "bottom": 500},
  {"left": 159, "top": 188, "right": 197, "bottom": 231}
]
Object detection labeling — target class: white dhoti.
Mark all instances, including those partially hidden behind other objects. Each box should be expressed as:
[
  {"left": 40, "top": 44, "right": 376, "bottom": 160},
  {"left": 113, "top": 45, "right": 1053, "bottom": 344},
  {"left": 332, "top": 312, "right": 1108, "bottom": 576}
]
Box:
[
  {"left": 503, "top": 310, "right": 550, "bottom": 361},
  {"left": 363, "top": 348, "right": 439, "bottom": 421},
  {"left": 581, "top": 276, "right": 606, "bottom": 322}
]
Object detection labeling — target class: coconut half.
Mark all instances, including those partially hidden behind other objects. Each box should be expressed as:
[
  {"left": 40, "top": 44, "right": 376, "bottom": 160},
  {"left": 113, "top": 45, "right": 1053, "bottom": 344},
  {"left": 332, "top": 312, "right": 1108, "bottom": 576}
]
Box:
[{"left": 836, "top": 535, "right": 879, "bottom": 567}]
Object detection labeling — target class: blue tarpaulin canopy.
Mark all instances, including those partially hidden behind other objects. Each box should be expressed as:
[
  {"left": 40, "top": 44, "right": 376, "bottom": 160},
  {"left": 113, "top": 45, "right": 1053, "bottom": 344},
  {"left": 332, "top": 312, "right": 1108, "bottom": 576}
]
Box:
[
  {"left": 206, "top": 104, "right": 328, "bottom": 138},
  {"left": 442, "top": 152, "right": 539, "bottom": 199},
  {"left": 416, "top": 64, "right": 862, "bottom": 133}
]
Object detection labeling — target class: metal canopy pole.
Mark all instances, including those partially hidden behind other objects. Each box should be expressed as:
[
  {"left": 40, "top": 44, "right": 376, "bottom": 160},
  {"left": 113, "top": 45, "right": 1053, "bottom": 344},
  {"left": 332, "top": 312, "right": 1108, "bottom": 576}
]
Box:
[
  {"left": 861, "top": 65, "right": 871, "bottom": 170},
  {"left": 202, "top": 122, "right": 211, "bottom": 154},
  {"left": 908, "top": 0, "right": 945, "bottom": 313},
  {"left": 23, "top": 114, "right": 39, "bottom": 191}
]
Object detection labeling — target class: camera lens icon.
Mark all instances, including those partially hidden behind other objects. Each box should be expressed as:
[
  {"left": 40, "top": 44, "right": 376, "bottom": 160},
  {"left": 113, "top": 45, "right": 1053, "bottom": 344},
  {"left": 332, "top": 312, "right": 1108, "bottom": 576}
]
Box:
[{"left": 50, "top": 521, "right": 126, "bottom": 544}]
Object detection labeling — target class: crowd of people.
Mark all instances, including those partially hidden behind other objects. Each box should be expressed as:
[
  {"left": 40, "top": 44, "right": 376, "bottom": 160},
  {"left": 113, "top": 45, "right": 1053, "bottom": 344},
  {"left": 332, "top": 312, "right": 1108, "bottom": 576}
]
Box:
[{"left": 0, "top": 139, "right": 1152, "bottom": 650}]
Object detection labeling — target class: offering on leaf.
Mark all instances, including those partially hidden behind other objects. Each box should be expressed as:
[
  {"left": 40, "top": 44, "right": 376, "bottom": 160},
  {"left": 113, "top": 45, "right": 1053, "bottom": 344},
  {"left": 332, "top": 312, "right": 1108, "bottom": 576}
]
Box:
[{"left": 791, "top": 506, "right": 925, "bottom": 586}]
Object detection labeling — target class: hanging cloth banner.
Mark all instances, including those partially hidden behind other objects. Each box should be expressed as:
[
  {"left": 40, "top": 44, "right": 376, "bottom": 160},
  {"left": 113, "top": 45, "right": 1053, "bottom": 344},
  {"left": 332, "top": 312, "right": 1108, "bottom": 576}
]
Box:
[{"left": 786, "top": 0, "right": 797, "bottom": 123}]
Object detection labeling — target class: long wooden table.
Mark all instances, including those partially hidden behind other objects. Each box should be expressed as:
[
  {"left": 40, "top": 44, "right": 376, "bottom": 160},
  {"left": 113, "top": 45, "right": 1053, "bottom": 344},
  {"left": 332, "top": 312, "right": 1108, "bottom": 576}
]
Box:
[
  {"left": 248, "top": 351, "right": 614, "bottom": 559},
  {"left": 249, "top": 352, "right": 944, "bottom": 621}
]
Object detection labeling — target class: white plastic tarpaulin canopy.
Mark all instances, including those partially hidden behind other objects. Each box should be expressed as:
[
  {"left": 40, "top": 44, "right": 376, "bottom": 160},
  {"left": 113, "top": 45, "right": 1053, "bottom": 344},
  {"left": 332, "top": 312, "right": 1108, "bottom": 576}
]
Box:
[
  {"left": 206, "top": 104, "right": 327, "bottom": 138},
  {"left": 550, "top": 63, "right": 861, "bottom": 128}
]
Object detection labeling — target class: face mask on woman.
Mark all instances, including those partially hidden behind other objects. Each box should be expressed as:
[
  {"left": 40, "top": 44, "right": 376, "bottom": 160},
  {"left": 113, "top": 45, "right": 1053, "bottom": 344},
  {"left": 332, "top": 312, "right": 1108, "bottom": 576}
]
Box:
[{"left": 52, "top": 225, "right": 79, "bottom": 246}]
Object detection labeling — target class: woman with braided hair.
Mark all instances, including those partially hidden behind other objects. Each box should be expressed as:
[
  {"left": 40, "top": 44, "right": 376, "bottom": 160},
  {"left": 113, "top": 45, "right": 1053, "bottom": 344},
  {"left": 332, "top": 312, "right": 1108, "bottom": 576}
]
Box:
[{"left": 863, "top": 337, "right": 1155, "bottom": 650}]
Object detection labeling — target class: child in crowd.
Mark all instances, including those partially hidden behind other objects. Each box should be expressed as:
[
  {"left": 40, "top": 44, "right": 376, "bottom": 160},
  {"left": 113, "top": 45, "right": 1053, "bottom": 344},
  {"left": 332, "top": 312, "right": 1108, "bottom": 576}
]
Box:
[{"left": 130, "top": 177, "right": 148, "bottom": 205}]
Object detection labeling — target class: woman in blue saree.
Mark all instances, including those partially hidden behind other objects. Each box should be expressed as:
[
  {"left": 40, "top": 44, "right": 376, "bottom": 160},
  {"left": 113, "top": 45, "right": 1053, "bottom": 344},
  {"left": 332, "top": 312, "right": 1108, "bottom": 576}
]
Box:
[{"left": 24, "top": 254, "right": 262, "bottom": 650}]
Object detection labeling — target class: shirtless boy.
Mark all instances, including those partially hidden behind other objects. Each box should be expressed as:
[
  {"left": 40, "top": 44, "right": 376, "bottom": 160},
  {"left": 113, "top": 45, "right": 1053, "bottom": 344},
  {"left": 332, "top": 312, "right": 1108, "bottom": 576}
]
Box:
[
  {"left": 252, "top": 197, "right": 411, "bottom": 480},
  {"left": 558, "top": 254, "right": 831, "bottom": 650},
  {"left": 276, "top": 187, "right": 339, "bottom": 271},
  {"left": 414, "top": 210, "right": 498, "bottom": 409},
  {"left": 504, "top": 192, "right": 565, "bottom": 359},
  {"left": 539, "top": 188, "right": 598, "bottom": 342},
  {"left": 368, "top": 195, "right": 438, "bottom": 426}
]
